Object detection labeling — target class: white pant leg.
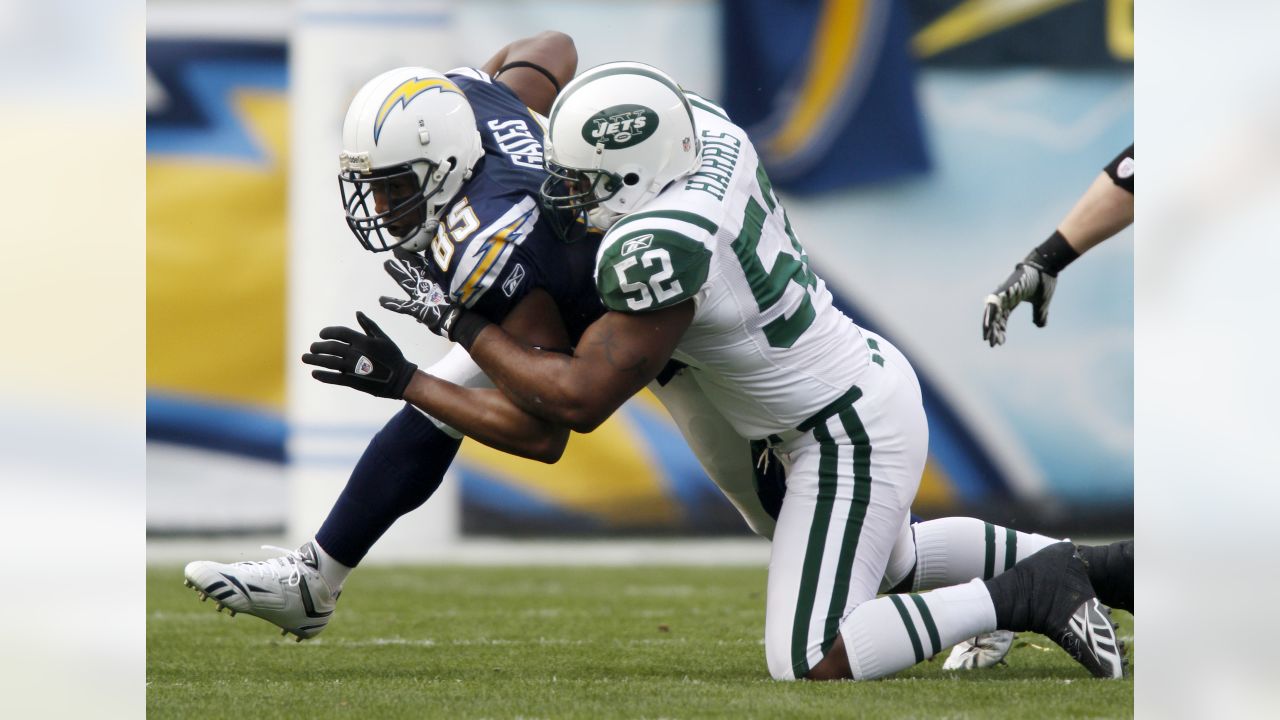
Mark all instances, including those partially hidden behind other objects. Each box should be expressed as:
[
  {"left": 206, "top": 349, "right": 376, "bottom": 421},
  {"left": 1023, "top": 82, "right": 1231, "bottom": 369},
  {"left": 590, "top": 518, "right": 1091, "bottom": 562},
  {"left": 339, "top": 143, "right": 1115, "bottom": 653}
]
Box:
[
  {"left": 764, "top": 336, "right": 929, "bottom": 680},
  {"left": 649, "top": 369, "right": 776, "bottom": 539}
]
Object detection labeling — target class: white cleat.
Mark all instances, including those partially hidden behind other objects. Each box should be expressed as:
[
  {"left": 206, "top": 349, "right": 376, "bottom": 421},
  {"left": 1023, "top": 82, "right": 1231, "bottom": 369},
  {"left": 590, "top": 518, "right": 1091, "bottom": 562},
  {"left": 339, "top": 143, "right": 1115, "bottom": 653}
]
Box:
[
  {"left": 943, "top": 630, "right": 1016, "bottom": 670},
  {"left": 183, "top": 542, "right": 339, "bottom": 641}
]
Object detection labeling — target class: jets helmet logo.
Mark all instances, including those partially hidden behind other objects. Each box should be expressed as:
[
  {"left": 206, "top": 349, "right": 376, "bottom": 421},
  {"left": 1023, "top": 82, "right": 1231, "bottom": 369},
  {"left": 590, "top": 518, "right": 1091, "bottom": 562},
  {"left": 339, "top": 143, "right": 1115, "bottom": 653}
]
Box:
[
  {"left": 374, "top": 76, "right": 462, "bottom": 144},
  {"left": 582, "top": 104, "right": 660, "bottom": 149}
]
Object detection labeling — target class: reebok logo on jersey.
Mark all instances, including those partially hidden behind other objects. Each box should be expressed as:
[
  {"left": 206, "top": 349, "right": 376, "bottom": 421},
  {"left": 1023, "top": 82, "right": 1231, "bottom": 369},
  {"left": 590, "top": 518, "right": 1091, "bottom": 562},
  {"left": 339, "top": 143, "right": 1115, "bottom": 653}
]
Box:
[
  {"left": 583, "top": 104, "right": 659, "bottom": 149},
  {"left": 354, "top": 356, "right": 374, "bottom": 376},
  {"left": 620, "top": 234, "right": 654, "bottom": 256},
  {"left": 502, "top": 264, "right": 526, "bottom": 297}
]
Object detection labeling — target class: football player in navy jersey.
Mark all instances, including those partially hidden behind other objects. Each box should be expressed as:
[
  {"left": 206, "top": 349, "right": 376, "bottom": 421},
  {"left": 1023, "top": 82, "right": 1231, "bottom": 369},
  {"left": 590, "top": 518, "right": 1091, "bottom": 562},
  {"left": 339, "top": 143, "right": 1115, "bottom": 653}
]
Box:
[{"left": 183, "top": 32, "right": 602, "bottom": 639}]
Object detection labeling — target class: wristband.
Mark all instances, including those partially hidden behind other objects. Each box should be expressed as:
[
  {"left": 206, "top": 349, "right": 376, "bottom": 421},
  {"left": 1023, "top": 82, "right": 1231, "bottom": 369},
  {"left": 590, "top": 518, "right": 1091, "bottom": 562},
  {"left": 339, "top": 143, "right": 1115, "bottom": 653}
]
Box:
[
  {"left": 1030, "top": 230, "right": 1080, "bottom": 277},
  {"left": 452, "top": 311, "right": 491, "bottom": 350}
]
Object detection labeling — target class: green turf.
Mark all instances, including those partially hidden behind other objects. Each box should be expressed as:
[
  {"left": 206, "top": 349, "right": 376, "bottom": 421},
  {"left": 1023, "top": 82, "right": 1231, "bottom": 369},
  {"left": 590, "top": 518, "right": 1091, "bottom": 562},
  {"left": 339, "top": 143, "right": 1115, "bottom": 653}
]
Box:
[{"left": 148, "top": 565, "right": 1133, "bottom": 719}]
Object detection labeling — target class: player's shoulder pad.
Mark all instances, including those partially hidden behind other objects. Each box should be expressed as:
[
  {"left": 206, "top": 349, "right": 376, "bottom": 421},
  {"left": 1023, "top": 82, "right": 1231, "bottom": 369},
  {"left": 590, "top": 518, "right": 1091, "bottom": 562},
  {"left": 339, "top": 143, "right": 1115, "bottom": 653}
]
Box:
[
  {"left": 595, "top": 210, "right": 717, "bottom": 313},
  {"left": 683, "top": 90, "right": 730, "bottom": 122},
  {"left": 443, "top": 193, "right": 541, "bottom": 310},
  {"left": 445, "top": 67, "right": 494, "bottom": 85}
]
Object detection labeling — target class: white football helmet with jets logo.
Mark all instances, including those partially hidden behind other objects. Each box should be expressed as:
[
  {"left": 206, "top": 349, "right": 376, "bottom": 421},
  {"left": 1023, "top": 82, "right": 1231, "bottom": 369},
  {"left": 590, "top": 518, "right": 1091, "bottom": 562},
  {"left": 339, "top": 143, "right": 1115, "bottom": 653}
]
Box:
[
  {"left": 338, "top": 67, "right": 484, "bottom": 252},
  {"left": 541, "top": 61, "right": 701, "bottom": 231}
]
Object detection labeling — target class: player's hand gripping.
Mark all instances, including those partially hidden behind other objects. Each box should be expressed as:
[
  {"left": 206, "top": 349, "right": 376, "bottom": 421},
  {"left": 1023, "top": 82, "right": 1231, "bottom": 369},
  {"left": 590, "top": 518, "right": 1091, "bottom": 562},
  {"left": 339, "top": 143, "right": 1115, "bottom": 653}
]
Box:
[
  {"left": 981, "top": 252, "right": 1058, "bottom": 347},
  {"left": 302, "top": 311, "right": 417, "bottom": 398},
  {"left": 379, "top": 251, "right": 489, "bottom": 347},
  {"left": 379, "top": 251, "right": 468, "bottom": 339}
]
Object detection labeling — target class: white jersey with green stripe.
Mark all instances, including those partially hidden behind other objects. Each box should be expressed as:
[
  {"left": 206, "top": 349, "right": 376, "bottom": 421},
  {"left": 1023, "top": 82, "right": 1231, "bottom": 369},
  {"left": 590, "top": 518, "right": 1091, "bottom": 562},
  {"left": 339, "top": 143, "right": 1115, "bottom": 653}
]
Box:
[{"left": 594, "top": 95, "right": 872, "bottom": 439}]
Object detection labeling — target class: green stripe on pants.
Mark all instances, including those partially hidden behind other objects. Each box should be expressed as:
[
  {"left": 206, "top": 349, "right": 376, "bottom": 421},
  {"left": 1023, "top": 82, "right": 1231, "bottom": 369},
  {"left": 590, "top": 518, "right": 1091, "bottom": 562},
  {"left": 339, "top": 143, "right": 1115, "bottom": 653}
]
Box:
[
  {"left": 790, "top": 421, "right": 839, "bottom": 677},
  {"left": 1004, "top": 527, "right": 1018, "bottom": 571},
  {"left": 909, "top": 594, "right": 942, "bottom": 656},
  {"left": 983, "top": 522, "right": 996, "bottom": 579},
  {"left": 820, "top": 405, "right": 872, "bottom": 655},
  {"left": 890, "top": 595, "right": 924, "bottom": 663}
]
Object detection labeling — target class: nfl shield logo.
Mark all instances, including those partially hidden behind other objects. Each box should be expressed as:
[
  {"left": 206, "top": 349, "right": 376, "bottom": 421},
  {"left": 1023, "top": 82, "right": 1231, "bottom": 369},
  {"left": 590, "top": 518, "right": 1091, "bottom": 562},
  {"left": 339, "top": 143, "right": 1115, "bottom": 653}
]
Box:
[{"left": 355, "top": 356, "right": 374, "bottom": 376}]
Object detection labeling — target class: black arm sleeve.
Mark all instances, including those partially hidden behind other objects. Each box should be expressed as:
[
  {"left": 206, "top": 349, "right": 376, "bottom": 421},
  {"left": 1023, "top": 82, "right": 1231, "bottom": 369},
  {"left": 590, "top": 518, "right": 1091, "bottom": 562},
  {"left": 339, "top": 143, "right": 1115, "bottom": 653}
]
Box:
[{"left": 1103, "top": 144, "right": 1135, "bottom": 194}]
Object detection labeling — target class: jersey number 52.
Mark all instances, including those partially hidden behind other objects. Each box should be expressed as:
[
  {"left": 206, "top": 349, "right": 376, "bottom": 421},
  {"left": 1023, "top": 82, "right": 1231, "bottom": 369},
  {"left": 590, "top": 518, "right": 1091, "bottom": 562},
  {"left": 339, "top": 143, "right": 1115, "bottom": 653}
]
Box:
[{"left": 612, "top": 248, "right": 683, "bottom": 311}]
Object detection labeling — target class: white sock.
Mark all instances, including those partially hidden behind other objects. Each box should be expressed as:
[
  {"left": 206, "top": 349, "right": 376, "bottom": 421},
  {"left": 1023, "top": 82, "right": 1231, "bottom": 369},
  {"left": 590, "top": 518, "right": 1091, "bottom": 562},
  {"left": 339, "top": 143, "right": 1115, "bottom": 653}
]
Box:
[
  {"left": 842, "top": 579, "right": 996, "bottom": 680},
  {"left": 312, "top": 538, "right": 353, "bottom": 590},
  {"left": 913, "top": 517, "right": 1060, "bottom": 590}
]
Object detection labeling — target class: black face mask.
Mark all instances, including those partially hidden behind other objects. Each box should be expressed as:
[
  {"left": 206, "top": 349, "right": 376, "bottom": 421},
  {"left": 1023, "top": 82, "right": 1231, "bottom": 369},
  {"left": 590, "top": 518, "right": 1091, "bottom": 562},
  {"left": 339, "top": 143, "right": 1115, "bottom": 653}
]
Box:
[
  {"left": 338, "top": 161, "right": 436, "bottom": 252},
  {"left": 538, "top": 160, "right": 622, "bottom": 243}
]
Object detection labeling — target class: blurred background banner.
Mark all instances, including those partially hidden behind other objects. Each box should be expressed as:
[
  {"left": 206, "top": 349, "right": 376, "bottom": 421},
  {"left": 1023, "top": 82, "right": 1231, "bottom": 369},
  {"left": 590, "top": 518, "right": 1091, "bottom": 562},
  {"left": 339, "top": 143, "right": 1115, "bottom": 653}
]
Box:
[
  {"left": 721, "top": 0, "right": 931, "bottom": 192},
  {"left": 146, "top": 13, "right": 291, "bottom": 534},
  {"left": 147, "top": 0, "right": 1132, "bottom": 550},
  {"left": 910, "top": 0, "right": 1134, "bottom": 66}
]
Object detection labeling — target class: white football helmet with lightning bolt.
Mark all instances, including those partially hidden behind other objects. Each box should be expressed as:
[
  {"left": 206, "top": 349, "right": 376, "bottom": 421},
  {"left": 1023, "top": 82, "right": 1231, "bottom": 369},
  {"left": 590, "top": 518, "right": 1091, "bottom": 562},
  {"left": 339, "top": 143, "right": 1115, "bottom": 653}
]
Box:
[{"left": 338, "top": 67, "right": 484, "bottom": 252}]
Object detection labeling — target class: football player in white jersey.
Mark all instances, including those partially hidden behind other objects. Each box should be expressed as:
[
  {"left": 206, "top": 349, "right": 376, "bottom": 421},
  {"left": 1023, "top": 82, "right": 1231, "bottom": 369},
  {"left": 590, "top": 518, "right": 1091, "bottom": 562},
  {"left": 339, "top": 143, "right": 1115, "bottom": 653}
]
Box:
[{"left": 360, "top": 61, "right": 1132, "bottom": 681}]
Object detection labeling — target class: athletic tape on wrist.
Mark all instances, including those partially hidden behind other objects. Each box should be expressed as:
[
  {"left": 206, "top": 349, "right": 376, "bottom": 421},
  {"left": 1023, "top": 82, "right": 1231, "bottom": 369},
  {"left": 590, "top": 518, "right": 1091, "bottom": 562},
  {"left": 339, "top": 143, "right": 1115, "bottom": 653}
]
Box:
[
  {"left": 1031, "top": 230, "right": 1080, "bottom": 276},
  {"left": 452, "top": 312, "right": 491, "bottom": 351}
]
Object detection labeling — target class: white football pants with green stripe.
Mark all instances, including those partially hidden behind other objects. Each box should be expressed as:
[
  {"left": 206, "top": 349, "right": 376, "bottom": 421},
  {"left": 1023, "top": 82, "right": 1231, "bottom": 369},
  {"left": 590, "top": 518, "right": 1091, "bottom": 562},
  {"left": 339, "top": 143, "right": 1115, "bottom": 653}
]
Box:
[{"left": 763, "top": 334, "right": 1060, "bottom": 680}]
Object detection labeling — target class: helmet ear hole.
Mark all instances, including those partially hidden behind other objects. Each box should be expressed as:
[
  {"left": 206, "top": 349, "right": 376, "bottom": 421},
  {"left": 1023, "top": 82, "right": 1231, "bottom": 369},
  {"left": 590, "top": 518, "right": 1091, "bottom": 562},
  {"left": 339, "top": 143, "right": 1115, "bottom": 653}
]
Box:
[{"left": 623, "top": 172, "right": 640, "bottom": 186}]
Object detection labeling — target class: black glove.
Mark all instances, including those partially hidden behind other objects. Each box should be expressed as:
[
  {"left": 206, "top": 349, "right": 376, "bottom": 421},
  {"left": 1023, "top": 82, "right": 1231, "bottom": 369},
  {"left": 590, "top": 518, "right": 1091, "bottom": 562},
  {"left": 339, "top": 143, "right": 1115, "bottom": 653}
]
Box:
[
  {"left": 981, "top": 252, "right": 1057, "bottom": 347},
  {"left": 379, "top": 251, "right": 490, "bottom": 348},
  {"left": 302, "top": 311, "right": 417, "bottom": 399}
]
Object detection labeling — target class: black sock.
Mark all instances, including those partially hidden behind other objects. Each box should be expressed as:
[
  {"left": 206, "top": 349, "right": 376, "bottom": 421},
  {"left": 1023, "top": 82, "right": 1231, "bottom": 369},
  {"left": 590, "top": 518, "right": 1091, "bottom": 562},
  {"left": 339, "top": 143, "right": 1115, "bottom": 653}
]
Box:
[
  {"left": 314, "top": 404, "right": 461, "bottom": 567},
  {"left": 1076, "top": 541, "right": 1134, "bottom": 613},
  {"left": 983, "top": 568, "right": 1029, "bottom": 631}
]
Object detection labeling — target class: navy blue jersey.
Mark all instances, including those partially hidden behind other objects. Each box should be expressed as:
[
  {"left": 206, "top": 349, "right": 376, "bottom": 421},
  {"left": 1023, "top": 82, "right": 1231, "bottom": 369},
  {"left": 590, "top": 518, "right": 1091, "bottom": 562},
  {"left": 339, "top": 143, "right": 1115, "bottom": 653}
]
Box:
[{"left": 422, "top": 67, "right": 603, "bottom": 342}]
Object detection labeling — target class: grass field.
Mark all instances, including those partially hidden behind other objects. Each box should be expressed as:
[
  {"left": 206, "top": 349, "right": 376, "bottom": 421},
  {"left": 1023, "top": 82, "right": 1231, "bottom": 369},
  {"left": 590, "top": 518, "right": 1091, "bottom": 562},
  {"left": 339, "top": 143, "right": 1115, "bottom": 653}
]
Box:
[{"left": 147, "top": 564, "right": 1133, "bottom": 719}]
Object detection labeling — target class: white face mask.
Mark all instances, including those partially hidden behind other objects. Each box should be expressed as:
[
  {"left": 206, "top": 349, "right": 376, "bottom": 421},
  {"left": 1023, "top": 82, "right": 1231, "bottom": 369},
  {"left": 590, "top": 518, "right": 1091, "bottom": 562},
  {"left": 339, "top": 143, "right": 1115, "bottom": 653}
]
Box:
[{"left": 587, "top": 206, "right": 623, "bottom": 231}]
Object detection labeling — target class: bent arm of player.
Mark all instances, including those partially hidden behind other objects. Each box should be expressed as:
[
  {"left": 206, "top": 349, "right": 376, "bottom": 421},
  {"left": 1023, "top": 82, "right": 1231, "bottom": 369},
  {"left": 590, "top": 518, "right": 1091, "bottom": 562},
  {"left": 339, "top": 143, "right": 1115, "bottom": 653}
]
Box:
[
  {"left": 480, "top": 31, "right": 577, "bottom": 116},
  {"left": 305, "top": 288, "right": 574, "bottom": 463},
  {"left": 982, "top": 144, "right": 1135, "bottom": 346},
  {"left": 466, "top": 302, "right": 695, "bottom": 433}
]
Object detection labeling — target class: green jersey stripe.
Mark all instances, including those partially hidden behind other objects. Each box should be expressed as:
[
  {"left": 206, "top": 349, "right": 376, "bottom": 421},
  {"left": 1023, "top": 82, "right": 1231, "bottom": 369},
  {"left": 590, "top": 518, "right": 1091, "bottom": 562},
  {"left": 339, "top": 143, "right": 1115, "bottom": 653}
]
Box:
[
  {"left": 983, "top": 522, "right": 996, "bottom": 580},
  {"left": 890, "top": 595, "right": 925, "bottom": 664},
  {"left": 607, "top": 209, "right": 719, "bottom": 236},
  {"left": 687, "top": 94, "right": 729, "bottom": 121},
  {"left": 1004, "top": 527, "right": 1018, "bottom": 572},
  {"left": 820, "top": 404, "right": 873, "bottom": 654},
  {"left": 790, "top": 420, "right": 840, "bottom": 677},
  {"left": 909, "top": 594, "right": 942, "bottom": 656}
]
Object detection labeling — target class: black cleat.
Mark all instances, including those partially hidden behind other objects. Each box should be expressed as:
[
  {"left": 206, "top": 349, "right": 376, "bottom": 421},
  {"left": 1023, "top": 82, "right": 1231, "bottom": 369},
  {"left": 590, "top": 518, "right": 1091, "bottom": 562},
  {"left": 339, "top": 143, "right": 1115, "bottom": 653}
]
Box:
[{"left": 985, "top": 541, "right": 1125, "bottom": 678}]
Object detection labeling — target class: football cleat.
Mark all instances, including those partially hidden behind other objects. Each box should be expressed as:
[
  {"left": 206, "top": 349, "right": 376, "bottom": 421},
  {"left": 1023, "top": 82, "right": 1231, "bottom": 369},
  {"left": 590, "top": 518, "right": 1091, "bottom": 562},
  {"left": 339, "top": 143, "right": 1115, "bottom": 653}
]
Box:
[
  {"left": 987, "top": 541, "right": 1125, "bottom": 678},
  {"left": 943, "top": 630, "right": 1016, "bottom": 670},
  {"left": 183, "top": 542, "right": 339, "bottom": 641}
]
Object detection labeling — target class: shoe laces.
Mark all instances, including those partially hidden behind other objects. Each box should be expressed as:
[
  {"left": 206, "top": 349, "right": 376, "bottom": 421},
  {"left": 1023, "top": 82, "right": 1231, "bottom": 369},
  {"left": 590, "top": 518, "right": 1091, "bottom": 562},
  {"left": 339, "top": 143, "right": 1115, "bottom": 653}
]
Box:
[{"left": 235, "top": 545, "right": 310, "bottom": 587}]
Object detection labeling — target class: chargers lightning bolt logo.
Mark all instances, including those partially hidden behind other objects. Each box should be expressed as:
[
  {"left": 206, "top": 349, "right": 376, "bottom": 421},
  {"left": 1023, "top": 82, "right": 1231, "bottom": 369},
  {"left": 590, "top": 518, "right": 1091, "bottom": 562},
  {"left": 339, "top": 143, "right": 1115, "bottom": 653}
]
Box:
[{"left": 374, "top": 77, "right": 463, "bottom": 144}]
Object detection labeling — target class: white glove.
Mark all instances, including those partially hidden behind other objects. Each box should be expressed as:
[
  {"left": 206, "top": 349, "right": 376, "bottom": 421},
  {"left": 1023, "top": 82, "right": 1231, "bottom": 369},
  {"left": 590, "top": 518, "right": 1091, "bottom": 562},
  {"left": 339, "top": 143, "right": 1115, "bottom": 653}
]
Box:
[{"left": 942, "top": 629, "right": 1016, "bottom": 670}]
